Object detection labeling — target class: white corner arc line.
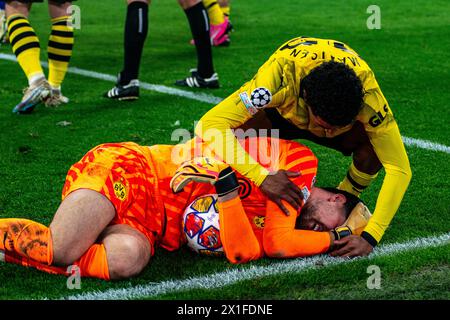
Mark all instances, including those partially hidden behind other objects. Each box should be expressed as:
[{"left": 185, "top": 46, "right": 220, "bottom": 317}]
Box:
[
  {"left": 62, "top": 232, "right": 450, "bottom": 300},
  {"left": 1, "top": 53, "right": 449, "bottom": 154}
]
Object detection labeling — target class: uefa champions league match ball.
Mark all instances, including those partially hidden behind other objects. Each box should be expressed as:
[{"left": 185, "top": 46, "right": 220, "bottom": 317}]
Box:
[{"left": 183, "top": 194, "right": 224, "bottom": 256}]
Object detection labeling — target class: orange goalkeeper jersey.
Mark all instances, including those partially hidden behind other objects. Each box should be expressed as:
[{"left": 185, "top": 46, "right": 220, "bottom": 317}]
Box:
[{"left": 143, "top": 137, "right": 330, "bottom": 259}]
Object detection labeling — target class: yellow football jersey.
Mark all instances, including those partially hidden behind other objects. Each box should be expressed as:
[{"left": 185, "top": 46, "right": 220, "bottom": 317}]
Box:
[
  {"left": 236, "top": 36, "right": 392, "bottom": 138},
  {"left": 197, "top": 37, "right": 412, "bottom": 243}
]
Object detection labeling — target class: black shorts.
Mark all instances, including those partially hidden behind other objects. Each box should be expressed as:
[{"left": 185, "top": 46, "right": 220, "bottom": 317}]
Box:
[{"left": 6, "top": 0, "right": 76, "bottom": 3}]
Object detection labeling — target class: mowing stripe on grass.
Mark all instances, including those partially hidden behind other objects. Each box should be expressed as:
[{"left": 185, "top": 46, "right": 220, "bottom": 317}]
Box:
[
  {"left": 62, "top": 232, "right": 450, "bottom": 300},
  {"left": 1, "top": 53, "right": 449, "bottom": 155}
]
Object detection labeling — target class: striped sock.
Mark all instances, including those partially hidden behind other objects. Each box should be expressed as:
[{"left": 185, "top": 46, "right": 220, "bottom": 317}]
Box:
[
  {"left": 7, "top": 14, "right": 44, "bottom": 85},
  {"left": 338, "top": 162, "right": 379, "bottom": 197},
  {"left": 48, "top": 16, "right": 74, "bottom": 89}
]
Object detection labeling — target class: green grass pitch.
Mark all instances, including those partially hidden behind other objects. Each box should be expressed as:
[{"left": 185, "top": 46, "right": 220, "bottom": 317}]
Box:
[{"left": 0, "top": 0, "right": 449, "bottom": 300}]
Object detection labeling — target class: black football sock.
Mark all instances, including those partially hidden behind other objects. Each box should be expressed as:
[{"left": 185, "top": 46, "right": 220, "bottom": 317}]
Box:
[
  {"left": 120, "top": 1, "right": 149, "bottom": 85},
  {"left": 184, "top": 2, "right": 214, "bottom": 78}
]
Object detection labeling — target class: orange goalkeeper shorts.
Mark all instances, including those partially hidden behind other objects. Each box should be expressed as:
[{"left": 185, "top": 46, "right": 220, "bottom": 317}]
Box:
[{"left": 61, "top": 142, "right": 165, "bottom": 249}]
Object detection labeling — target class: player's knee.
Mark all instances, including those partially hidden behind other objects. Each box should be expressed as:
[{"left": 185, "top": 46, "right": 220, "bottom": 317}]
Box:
[
  {"left": 108, "top": 235, "right": 150, "bottom": 280},
  {"left": 50, "top": 190, "right": 115, "bottom": 266}
]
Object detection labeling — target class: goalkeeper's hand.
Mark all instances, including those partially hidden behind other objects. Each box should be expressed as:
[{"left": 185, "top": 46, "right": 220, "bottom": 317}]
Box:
[
  {"left": 170, "top": 157, "right": 240, "bottom": 196},
  {"left": 331, "top": 202, "right": 372, "bottom": 241}
]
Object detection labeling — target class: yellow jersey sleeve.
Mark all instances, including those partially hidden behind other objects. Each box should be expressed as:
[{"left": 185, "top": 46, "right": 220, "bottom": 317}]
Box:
[
  {"left": 199, "top": 36, "right": 412, "bottom": 244},
  {"left": 196, "top": 57, "right": 294, "bottom": 186},
  {"left": 351, "top": 68, "right": 411, "bottom": 243},
  {"left": 363, "top": 112, "right": 412, "bottom": 242}
]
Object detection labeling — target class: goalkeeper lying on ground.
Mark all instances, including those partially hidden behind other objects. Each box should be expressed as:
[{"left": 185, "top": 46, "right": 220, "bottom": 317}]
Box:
[
  {"left": 0, "top": 137, "right": 371, "bottom": 280},
  {"left": 196, "top": 36, "right": 412, "bottom": 256}
]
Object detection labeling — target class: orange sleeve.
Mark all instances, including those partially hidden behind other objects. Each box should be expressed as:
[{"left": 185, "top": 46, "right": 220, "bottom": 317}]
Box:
[
  {"left": 263, "top": 200, "right": 332, "bottom": 258},
  {"left": 218, "top": 196, "right": 263, "bottom": 264},
  {"left": 260, "top": 139, "right": 331, "bottom": 257}
]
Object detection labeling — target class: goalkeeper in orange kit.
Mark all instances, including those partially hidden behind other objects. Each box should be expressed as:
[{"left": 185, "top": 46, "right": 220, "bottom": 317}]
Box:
[
  {"left": 0, "top": 137, "right": 371, "bottom": 280},
  {"left": 197, "top": 37, "right": 412, "bottom": 257}
]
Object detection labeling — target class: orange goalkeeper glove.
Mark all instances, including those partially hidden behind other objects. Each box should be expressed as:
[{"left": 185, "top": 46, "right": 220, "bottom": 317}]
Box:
[
  {"left": 332, "top": 202, "right": 372, "bottom": 240},
  {"left": 170, "top": 157, "right": 240, "bottom": 196}
]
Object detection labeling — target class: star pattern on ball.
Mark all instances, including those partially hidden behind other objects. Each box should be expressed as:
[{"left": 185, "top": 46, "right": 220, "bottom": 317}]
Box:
[{"left": 250, "top": 87, "right": 272, "bottom": 108}]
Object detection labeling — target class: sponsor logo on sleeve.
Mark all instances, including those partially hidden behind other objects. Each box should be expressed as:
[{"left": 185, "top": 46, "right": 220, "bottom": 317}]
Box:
[
  {"left": 239, "top": 91, "right": 259, "bottom": 115},
  {"left": 369, "top": 104, "right": 389, "bottom": 127}
]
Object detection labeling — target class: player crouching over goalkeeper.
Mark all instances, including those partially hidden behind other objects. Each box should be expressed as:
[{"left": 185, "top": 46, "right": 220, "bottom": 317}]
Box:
[{"left": 0, "top": 137, "right": 371, "bottom": 280}]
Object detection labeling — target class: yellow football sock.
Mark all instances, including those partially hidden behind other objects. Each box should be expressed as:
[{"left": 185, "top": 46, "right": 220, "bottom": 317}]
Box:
[
  {"left": 48, "top": 16, "right": 74, "bottom": 89},
  {"left": 7, "top": 14, "right": 44, "bottom": 85},
  {"left": 338, "top": 162, "right": 378, "bottom": 197},
  {"left": 220, "top": 4, "right": 230, "bottom": 17},
  {"left": 203, "top": 0, "right": 225, "bottom": 25}
]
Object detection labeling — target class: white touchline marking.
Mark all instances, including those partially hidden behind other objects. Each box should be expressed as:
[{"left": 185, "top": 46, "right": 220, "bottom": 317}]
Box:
[
  {"left": 1, "top": 54, "right": 448, "bottom": 299},
  {"left": 61, "top": 232, "right": 449, "bottom": 300},
  {"left": 1, "top": 53, "right": 448, "bottom": 154},
  {"left": 402, "top": 136, "right": 450, "bottom": 154},
  {"left": 0, "top": 53, "right": 222, "bottom": 105}
]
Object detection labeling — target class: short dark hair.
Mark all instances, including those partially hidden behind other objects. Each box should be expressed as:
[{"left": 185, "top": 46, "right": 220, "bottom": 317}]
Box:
[
  {"left": 321, "top": 187, "right": 363, "bottom": 219},
  {"left": 295, "top": 187, "right": 363, "bottom": 229},
  {"left": 302, "top": 61, "right": 364, "bottom": 127}
]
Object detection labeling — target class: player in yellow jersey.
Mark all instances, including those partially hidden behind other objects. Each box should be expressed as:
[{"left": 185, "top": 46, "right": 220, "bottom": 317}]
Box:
[
  {"left": 5, "top": 0, "right": 75, "bottom": 113},
  {"left": 196, "top": 37, "right": 412, "bottom": 257}
]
